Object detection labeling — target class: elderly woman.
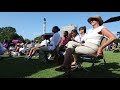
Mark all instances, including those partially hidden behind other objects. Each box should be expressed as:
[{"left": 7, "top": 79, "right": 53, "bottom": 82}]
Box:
[{"left": 55, "top": 15, "right": 116, "bottom": 73}]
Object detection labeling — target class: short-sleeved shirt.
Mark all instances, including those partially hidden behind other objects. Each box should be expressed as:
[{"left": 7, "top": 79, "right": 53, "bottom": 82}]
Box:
[
  {"left": 48, "top": 32, "right": 61, "bottom": 50},
  {"left": 40, "top": 40, "right": 49, "bottom": 46},
  {"left": 74, "top": 35, "right": 81, "bottom": 43},
  {"left": 80, "top": 33, "right": 87, "bottom": 44},
  {"left": 60, "top": 37, "right": 69, "bottom": 46}
]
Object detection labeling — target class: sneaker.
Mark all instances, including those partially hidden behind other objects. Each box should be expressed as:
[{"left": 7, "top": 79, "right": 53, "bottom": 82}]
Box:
[
  {"left": 28, "top": 56, "right": 32, "bottom": 59},
  {"left": 0, "top": 56, "right": 4, "bottom": 60},
  {"left": 25, "top": 56, "right": 32, "bottom": 60},
  {"left": 71, "top": 62, "right": 77, "bottom": 66},
  {"left": 9, "top": 54, "right": 13, "bottom": 57}
]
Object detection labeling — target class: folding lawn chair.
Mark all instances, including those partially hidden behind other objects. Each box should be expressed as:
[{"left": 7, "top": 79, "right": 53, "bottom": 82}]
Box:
[{"left": 73, "top": 37, "right": 107, "bottom": 72}]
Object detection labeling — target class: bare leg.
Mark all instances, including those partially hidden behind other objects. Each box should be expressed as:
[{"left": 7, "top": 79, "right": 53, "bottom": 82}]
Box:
[
  {"left": 31, "top": 48, "right": 39, "bottom": 56},
  {"left": 71, "top": 54, "right": 78, "bottom": 65},
  {"left": 28, "top": 47, "right": 35, "bottom": 56}
]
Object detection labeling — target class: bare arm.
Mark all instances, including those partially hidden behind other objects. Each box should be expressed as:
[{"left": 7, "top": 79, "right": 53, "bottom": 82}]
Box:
[
  {"left": 97, "top": 28, "right": 116, "bottom": 55},
  {"left": 59, "top": 39, "right": 62, "bottom": 47}
]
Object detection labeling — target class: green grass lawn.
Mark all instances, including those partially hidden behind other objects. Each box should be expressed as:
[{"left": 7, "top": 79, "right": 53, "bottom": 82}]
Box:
[{"left": 0, "top": 51, "right": 120, "bottom": 78}]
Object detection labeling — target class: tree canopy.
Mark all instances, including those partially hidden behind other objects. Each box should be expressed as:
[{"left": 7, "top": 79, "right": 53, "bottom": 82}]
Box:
[{"left": 0, "top": 26, "right": 24, "bottom": 43}]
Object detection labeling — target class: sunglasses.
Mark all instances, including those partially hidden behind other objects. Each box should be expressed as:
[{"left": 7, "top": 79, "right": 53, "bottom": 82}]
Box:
[{"left": 91, "top": 18, "right": 98, "bottom": 21}]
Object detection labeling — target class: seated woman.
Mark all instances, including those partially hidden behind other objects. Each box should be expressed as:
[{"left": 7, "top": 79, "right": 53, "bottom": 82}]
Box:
[
  {"left": 70, "top": 29, "right": 81, "bottom": 42},
  {"left": 71, "top": 26, "right": 87, "bottom": 66},
  {"left": 55, "top": 15, "right": 116, "bottom": 73},
  {"left": 25, "top": 35, "right": 49, "bottom": 60},
  {"left": 39, "top": 26, "right": 61, "bottom": 62},
  {"left": 59, "top": 31, "right": 69, "bottom": 52},
  {"left": 63, "top": 29, "right": 84, "bottom": 65}
]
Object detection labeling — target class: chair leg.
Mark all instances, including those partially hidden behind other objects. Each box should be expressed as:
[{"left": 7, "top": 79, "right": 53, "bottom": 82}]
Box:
[
  {"left": 89, "top": 58, "right": 96, "bottom": 71},
  {"left": 103, "top": 56, "right": 106, "bottom": 64},
  {"left": 78, "top": 59, "right": 92, "bottom": 72},
  {"left": 78, "top": 63, "right": 89, "bottom": 72}
]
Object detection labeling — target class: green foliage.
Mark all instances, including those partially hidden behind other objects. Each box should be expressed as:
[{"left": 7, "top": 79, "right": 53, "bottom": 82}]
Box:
[
  {"left": 113, "top": 48, "right": 120, "bottom": 53},
  {"left": 34, "top": 35, "right": 42, "bottom": 43},
  {"left": 24, "top": 38, "right": 30, "bottom": 43},
  {"left": 114, "top": 38, "right": 120, "bottom": 43},
  {"left": 0, "top": 26, "right": 24, "bottom": 43}
]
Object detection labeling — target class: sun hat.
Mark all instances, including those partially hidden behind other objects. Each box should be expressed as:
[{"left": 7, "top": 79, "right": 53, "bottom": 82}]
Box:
[{"left": 88, "top": 15, "right": 103, "bottom": 25}]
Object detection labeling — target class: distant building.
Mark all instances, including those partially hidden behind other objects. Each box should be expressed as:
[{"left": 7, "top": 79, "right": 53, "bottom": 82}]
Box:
[{"left": 61, "top": 24, "right": 77, "bottom": 37}]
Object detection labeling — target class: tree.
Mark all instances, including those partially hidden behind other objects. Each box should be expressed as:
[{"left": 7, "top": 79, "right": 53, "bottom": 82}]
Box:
[
  {"left": 24, "top": 38, "right": 30, "bottom": 43},
  {"left": 0, "top": 26, "right": 24, "bottom": 43},
  {"left": 114, "top": 38, "right": 120, "bottom": 43},
  {"left": 34, "top": 35, "right": 42, "bottom": 43}
]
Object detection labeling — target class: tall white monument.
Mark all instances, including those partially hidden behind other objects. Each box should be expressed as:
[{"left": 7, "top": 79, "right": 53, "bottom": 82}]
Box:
[{"left": 43, "top": 17, "right": 46, "bottom": 34}]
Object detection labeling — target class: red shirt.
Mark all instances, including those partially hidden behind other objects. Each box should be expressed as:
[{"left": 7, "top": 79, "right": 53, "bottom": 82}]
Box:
[{"left": 60, "top": 37, "right": 69, "bottom": 46}]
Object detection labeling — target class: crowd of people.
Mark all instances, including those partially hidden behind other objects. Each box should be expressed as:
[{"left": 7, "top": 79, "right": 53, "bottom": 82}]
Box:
[
  {"left": 55, "top": 15, "right": 116, "bottom": 74},
  {"left": 0, "top": 15, "right": 117, "bottom": 75},
  {"left": 0, "top": 39, "right": 45, "bottom": 60}
]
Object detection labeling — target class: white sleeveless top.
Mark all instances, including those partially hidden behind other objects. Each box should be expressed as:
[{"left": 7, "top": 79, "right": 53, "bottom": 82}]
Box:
[{"left": 85, "top": 26, "right": 104, "bottom": 46}]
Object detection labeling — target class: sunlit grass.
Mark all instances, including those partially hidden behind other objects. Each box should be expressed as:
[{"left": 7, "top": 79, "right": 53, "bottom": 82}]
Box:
[{"left": 0, "top": 51, "right": 120, "bottom": 78}]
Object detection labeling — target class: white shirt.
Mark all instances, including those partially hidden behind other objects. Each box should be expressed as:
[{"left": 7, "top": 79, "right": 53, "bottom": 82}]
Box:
[
  {"left": 74, "top": 35, "right": 81, "bottom": 43},
  {"left": 48, "top": 32, "right": 61, "bottom": 50},
  {"left": 85, "top": 26, "right": 104, "bottom": 46},
  {"left": 80, "top": 33, "right": 87, "bottom": 44},
  {"left": 40, "top": 39, "right": 49, "bottom": 46},
  {"left": 35, "top": 43, "right": 40, "bottom": 47}
]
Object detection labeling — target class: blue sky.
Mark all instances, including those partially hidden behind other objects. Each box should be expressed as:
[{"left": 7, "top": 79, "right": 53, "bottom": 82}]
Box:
[{"left": 0, "top": 12, "right": 120, "bottom": 40}]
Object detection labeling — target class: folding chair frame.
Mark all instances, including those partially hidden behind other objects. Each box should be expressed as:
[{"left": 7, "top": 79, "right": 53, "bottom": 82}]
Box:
[
  {"left": 76, "top": 52, "right": 106, "bottom": 72},
  {"left": 73, "top": 37, "right": 107, "bottom": 73}
]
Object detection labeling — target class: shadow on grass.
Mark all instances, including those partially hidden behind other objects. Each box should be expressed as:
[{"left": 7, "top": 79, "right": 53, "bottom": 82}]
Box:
[
  {"left": 0, "top": 56, "right": 58, "bottom": 78},
  {"left": 53, "top": 62, "right": 120, "bottom": 78}
]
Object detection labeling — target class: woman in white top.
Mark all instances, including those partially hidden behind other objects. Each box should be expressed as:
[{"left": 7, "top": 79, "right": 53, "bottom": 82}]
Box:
[
  {"left": 79, "top": 26, "right": 87, "bottom": 44},
  {"left": 39, "top": 26, "right": 61, "bottom": 62},
  {"left": 56, "top": 15, "right": 116, "bottom": 73},
  {"left": 71, "top": 29, "right": 81, "bottom": 42},
  {"left": 71, "top": 26, "right": 87, "bottom": 66},
  {"left": 65, "top": 29, "right": 81, "bottom": 51}
]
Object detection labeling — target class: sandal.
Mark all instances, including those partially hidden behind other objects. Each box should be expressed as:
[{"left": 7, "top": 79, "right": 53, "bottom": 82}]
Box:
[{"left": 71, "top": 62, "right": 77, "bottom": 66}]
